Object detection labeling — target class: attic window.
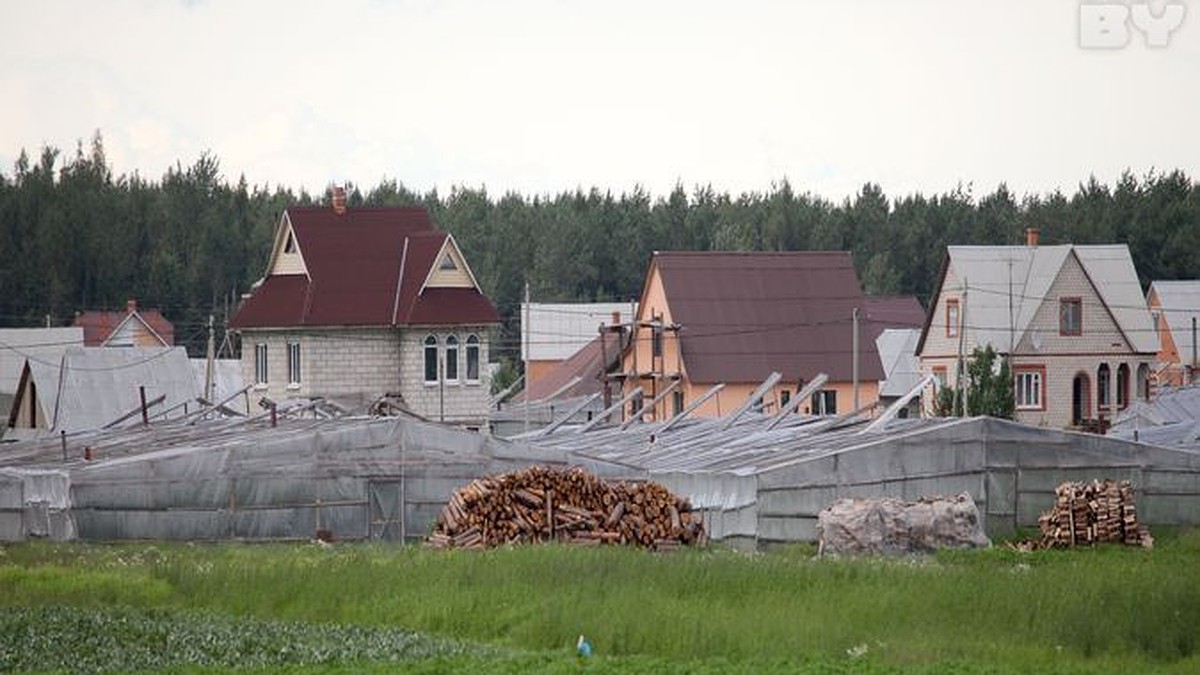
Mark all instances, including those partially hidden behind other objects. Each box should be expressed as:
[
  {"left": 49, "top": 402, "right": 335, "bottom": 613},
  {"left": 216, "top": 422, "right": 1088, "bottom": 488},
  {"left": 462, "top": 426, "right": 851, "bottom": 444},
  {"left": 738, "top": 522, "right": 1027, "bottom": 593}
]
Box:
[
  {"left": 945, "top": 299, "right": 960, "bottom": 338},
  {"left": 284, "top": 232, "right": 296, "bottom": 254},
  {"left": 1060, "top": 298, "right": 1082, "bottom": 336},
  {"left": 439, "top": 254, "right": 458, "bottom": 272}
]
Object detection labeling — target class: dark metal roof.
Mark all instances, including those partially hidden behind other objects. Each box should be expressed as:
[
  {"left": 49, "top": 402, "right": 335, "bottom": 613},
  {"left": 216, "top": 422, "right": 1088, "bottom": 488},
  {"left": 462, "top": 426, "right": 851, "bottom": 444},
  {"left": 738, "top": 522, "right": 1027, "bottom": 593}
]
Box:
[
  {"left": 73, "top": 302, "right": 174, "bottom": 346},
  {"left": 864, "top": 295, "right": 926, "bottom": 336},
  {"left": 231, "top": 207, "right": 499, "bottom": 329},
  {"left": 519, "top": 332, "right": 624, "bottom": 402},
  {"left": 651, "top": 251, "right": 884, "bottom": 383}
]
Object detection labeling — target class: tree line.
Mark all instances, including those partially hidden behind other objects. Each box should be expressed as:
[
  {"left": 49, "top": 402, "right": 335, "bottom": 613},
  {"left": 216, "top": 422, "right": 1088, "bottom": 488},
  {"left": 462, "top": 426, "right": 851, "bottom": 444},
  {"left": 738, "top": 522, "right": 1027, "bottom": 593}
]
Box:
[{"left": 2, "top": 132, "right": 1199, "bottom": 363}]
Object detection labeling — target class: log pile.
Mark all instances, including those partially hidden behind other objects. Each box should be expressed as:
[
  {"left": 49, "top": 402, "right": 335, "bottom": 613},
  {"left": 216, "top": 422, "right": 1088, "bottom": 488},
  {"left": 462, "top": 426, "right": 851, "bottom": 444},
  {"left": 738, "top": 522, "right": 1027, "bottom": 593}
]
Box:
[
  {"left": 1012, "top": 479, "right": 1152, "bottom": 551},
  {"left": 426, "top": 466, "right": 706, "bottom": 551}
]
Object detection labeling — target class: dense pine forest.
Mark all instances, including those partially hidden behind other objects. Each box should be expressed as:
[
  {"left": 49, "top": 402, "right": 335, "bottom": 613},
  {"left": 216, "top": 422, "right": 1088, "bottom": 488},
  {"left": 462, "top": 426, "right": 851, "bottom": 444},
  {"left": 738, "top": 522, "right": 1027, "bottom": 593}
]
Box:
[{"left": 2, "top": 132, "right": 1199, "bottom": 362}]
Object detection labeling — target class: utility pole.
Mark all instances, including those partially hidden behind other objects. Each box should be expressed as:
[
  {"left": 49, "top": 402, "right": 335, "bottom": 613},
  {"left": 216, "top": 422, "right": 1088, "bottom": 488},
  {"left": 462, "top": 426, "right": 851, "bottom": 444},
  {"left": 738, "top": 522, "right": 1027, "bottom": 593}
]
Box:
[
  {"left": 204, "top": 314, "right": 215, "bottom": 401},
  {"left": 955, "top": 277, "right": 968, "bottom": 416},
  {"left": 852, "top": 307, "right": 860, "bottom": 412},
  {"left": 1192, "top": 317, "right": 1198, "bottom": 385},
  {"left": 961, "top": 279, "right": 969, "bottom": 415},
  {"left": 523, "top": 281, "right": 530, "bottom": 435}
]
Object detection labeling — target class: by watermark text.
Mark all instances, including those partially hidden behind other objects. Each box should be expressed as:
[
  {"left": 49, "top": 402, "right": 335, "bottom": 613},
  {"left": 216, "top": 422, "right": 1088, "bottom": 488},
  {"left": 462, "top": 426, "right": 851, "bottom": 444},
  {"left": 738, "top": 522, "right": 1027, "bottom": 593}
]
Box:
[{"left": 1079, "top": 1, "right": 1186, "bottom": 48}]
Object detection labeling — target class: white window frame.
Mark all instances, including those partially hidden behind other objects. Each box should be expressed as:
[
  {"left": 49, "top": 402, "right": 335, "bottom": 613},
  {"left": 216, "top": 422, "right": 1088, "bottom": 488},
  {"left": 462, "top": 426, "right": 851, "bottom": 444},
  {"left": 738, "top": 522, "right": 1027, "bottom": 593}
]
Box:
[
  {"left": 254, "top": 343, "right": 268, "bottom": 388},
  {"left": 465, "top": 334, "right": 481, "bottom": 383},
  {"left": 946, "top": 299, "right": 960, "bottom": 338},
  {"left": 286, "top": 341, "right": 301, "bottom": 389},
  {"left": 445, "top": 335, "right": 459, "bottom": 383},
  {"left": 423, "top": 335, "right": 439, "bottom": 385},
  {"left": 1014, "top": 368, "right": 1044, "bottom": 410},
  {"left": 811, "top": 390, "right": 837, "bottom": 416}
]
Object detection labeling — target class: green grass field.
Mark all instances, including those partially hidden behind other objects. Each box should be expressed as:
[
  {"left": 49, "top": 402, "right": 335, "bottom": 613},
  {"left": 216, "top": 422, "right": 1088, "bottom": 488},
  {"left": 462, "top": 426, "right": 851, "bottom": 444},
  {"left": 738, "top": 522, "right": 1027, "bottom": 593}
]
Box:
[{"left": 3, "top": 533, "right": 1200, "bottom": 673}]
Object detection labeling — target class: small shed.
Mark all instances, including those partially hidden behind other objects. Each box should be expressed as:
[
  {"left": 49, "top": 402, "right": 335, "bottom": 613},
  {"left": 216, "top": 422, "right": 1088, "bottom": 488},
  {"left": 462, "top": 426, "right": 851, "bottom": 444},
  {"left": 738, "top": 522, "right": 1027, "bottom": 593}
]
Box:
[{"left": 6, "top": 346, "right": 201, "bottom": 440}]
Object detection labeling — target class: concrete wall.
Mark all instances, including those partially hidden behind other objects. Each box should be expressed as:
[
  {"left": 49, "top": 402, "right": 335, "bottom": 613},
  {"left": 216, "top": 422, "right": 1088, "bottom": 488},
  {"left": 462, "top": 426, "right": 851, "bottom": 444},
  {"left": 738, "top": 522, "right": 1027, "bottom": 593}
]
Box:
[
  {"left": 241, "top": 328, "right": 401, "bottom": 404},
  {"left": 57, "top": 418, "right": 639, "bottom": 543},
  {"left": 753, "top": 425, "right": 988, "bottom": 544},
  {"left": 240, "top": 326, "right": 494, "bottom": 425},
  {"left": 399, "top": 326, "right": 493, "bottom": 426},
  {"left": 743, "top": 418, "right": 1200, "bottom": 545},
  {"left": 0, "top": 469, "right": 75, "bottom": 541}
]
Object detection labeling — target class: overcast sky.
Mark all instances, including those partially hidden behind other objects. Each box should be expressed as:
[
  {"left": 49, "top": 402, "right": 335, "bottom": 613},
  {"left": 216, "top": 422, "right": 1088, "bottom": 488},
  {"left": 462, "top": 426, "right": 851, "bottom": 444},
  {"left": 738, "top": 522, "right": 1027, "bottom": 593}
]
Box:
[{"left": 2, "top": 0, "right": 1197, "bottom": 201}]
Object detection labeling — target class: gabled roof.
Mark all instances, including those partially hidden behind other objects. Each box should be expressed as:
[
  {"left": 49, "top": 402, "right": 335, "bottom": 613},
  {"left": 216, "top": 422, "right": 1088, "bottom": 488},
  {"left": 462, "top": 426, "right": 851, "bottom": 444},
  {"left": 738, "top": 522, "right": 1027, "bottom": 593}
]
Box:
[
  {"left": 230, "top": 206, "right": 499, "bottom": 329},
  {"left": 648, "top": 251, "right": 882, "bottom": 383},
  {"left": 518, "top": 332, "right": 625, "bottom": 402},
  {"left": 7, "top": 346, "right": 200, "bottom": 436},
  {"left": 1149, "top": 280, "right": 1200, "bottom": 363},
  {"left": 73, "top": 301, "right": 174, "bottom": 347},
  {"left": 916, "top": 244, "right": 1158, "bottom": 354},
  {"left": 864, "top": 295, "right": 926, "bottom": 330},
  {"left": 876, "top": 328, "right": 923, "bottom": 397},
  {"left": 0, "top": 327, "right": 84, "bottom": 395}
]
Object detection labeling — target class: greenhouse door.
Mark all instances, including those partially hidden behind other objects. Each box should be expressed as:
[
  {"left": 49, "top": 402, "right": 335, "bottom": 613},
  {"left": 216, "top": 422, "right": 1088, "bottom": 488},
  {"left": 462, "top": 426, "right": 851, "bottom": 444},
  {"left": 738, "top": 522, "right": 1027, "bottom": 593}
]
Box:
[{"left": 367, "top": 479, "right": 405, "bottom": 541}]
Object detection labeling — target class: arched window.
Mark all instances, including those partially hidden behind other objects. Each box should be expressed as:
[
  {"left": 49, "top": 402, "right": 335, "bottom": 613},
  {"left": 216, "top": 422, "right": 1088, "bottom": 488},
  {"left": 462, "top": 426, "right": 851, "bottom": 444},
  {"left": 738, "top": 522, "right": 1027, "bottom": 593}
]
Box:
[
  {"left": 1097, "top": 363, "right": 1111, "bottom": 410},
  {"left": 1116, "top": 364, "right": 1130, "bottom": 409},
  {"left": 423, "top": 335, "right": 438, "bottom": 383},
  {"left": 445, "top": 335, "right": 459, "bottom": 382},
  {"left": 466, "top": 334, "right": 480, "bottom": 382},
  {"left": 1137, "top": 363, "right": 1151, "bottom": 400}
]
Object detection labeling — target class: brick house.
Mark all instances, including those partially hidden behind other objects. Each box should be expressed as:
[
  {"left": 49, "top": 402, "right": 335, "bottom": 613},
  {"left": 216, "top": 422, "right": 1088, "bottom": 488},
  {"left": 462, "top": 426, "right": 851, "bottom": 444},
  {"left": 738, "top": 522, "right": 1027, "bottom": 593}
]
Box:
[
  {"left": 229, "top": 194, "right": 500, "bottom": 425},
  {"left": 619, "top": 251, "right": 924, "bottom": 421},
  {"left": 73, "top": 299, "right": 174, "bottom": 347},
  {"left": 916, "top": 231, "right": 1158, "bottom": 429}
]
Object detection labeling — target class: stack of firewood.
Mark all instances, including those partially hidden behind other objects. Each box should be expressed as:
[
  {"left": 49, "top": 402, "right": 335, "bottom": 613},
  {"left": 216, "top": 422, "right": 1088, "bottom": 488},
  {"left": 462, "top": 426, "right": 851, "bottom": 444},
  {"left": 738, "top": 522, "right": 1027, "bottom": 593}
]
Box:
[
  {"left": 427, "top": 465, "right": 706, "bottom": 551},
  {"left": 1014, "top": 479, "right": 1152, "bottom": 551}
]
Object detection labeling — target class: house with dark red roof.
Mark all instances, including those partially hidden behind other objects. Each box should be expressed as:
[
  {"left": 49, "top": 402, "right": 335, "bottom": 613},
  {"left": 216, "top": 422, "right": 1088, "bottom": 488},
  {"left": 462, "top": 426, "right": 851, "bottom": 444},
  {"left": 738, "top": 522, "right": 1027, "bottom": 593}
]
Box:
[
  {"left": 73, "top": 299, "right": 174, "bottom": 348},
  {"left": 620, "top": 251, "right": 923, "bottom": 421},
  {"left": 229, "top": 191, "right": 500, "bottom": 425}
]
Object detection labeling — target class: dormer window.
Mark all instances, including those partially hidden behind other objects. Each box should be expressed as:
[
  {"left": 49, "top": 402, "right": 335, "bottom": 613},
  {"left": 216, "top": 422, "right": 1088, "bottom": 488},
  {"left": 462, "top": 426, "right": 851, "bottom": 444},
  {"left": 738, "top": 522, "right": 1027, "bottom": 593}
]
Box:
[
  {"left": 284, "top": 231, "right": 296, "bottom": 254},
  {"left": 439, "top": 254, "right": 458, "bottom": 272}
]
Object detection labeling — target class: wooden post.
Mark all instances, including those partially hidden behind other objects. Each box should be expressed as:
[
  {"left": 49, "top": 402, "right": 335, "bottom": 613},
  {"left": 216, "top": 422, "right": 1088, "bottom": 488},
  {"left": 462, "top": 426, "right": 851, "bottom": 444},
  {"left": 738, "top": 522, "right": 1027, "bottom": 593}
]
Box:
[
  {"left": 270, "top": 402, "right": 277, "bottom": 428},
  {"left": 523, "top": 281, "right": 530, "bottom": 435},
  {"left": 852, "top": 307, "right": 860, "bottom": 412},
  {"left": 204, "top": 314, "right": 215, "bottom": 401},
  {"left": 139, "top": 386, "right": 149, "bottom": 426},
  {"left": 60, "top": 430, "right": 66, "bottom": 462}
]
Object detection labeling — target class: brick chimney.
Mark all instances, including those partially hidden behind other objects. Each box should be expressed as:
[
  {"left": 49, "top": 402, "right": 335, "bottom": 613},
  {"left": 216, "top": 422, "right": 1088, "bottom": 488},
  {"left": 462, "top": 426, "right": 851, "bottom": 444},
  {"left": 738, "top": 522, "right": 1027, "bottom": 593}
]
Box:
[
  {"left": 331, "top": 185, "right": 347, "bottom": 215},
  {"left": 1026, "top": 227, "right": 1039, "bottom": 247},
  {"left": 126, "top": 298, "right": 138, "bottom": 314}
]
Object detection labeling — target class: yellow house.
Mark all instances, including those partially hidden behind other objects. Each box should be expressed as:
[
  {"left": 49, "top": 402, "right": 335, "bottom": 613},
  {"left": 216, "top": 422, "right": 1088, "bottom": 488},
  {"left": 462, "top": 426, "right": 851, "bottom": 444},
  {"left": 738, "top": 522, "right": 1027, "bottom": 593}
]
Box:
[{"left": 617, "top": 251, "right": 922, "bottom": 422}]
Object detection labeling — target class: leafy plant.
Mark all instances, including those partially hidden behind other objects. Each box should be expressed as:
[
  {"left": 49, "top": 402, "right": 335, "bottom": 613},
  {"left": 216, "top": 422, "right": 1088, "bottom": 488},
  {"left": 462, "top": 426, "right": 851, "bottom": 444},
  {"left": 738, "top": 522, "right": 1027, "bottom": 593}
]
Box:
[{"left": 936, "top": 345, "right": 1015, "bottom": 419}]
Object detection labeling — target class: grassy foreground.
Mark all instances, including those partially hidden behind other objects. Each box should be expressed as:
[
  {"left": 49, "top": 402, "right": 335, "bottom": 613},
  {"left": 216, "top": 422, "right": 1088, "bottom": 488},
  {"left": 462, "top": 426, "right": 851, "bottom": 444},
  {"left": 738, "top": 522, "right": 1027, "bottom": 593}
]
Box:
[{"left": 3, "top": 533, "right": 1200, "bottom": 673}]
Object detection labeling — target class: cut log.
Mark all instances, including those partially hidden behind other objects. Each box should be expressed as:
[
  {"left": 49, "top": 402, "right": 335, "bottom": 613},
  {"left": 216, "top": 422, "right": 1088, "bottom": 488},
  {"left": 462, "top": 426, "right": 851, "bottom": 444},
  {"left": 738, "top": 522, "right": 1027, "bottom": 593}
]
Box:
[{"left": 427, "top": 465, "right": 705, "bottom": 551}]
